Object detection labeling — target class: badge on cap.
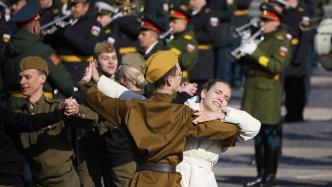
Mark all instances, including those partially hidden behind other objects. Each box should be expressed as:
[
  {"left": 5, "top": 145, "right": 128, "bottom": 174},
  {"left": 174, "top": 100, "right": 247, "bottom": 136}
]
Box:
[
  {"left": 91, "top": 25, "right": 101, "bottom": 36},
  {"left": 278, "top": 46, "right": 288, "bottom": 57}
]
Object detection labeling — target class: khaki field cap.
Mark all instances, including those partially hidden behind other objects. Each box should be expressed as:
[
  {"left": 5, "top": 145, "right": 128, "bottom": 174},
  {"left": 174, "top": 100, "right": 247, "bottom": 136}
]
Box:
[
  {"left": 94, "top": 41, "right": 115, "bottom": 54},
  {"left": 120, "top": 53, "right": 147, "bottom": 86},
  {"left": 19, "top": 56, "right": 49, "bottom": 76},
  {"left": 145, "top": 50, "right": 178, "bottom": 83}
]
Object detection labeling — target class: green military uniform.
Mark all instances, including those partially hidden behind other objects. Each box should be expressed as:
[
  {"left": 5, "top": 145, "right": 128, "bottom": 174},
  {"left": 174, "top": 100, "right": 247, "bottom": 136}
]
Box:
[
  {"left": 167, "top": 27, "right": 198, "bottom": 80},
  {"left": 241, "top": 7, "right": 291, "bottom": 185},
  {"left": 241, "top": 27, "right": 291, "bottom": 124},
  {"left": 16, "top": 95, "right": 98, "bottom": 187},
  {"left": 2, "top": 29, "right": 74, "bottom": 109},
  {"left": 79, "top": 81, "right": 239, "bottom": 187}
]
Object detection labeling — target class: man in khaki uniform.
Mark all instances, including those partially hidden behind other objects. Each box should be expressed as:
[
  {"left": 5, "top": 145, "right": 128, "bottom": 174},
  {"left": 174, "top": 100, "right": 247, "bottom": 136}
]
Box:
[
  {"left": 16, "top": 56, "right": 97, "bottom": 187},
  {"left": 78, "top": 50, "right": 239, "bottom": 187}
]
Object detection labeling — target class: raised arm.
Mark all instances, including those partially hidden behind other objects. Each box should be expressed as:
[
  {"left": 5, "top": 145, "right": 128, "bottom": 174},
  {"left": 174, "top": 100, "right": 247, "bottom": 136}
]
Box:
[{"left": 223, "top": 107, "right": 261, "bottom": 142}]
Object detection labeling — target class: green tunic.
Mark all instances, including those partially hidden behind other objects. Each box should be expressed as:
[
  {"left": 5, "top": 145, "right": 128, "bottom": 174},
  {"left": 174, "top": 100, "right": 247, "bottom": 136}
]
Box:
[
  {"left": 78, "top": 81, "right": 239, "bottom": 187},
  {"left": 2, "top": 29, "right": 74, "bottom": 108},
  {"left": 167, "top": 27, "right": 199, "bottom": 79},
  {"left": 16, "top": 95, "right": 97, "bottom": 186},
  {"left": 240, "top": 27, "right": 291, "bottom": 125}
]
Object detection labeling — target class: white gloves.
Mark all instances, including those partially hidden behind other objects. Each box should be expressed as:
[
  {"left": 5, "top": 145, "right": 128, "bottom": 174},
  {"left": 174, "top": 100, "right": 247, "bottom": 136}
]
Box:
[{"left": 240, "top": 40, "right": 258, "bottom": 55}]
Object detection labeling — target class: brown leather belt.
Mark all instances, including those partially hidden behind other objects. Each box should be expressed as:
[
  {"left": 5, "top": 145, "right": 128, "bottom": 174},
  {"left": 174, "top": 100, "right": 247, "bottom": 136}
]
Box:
[{"left": 136, "top": 163, "right": 176, "bottom": 173}]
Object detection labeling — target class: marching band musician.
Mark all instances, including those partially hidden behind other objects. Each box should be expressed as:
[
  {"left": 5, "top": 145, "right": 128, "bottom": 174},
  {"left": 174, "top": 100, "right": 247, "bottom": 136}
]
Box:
[
  {"left": 47, "top": 0, "right": 103, "bottom": 86},
  {"left": 283, "top": 0, "right": 311, "bottom": 123},
  {"left": 236, "top": 4, "right": 292, "bottom": 187}
]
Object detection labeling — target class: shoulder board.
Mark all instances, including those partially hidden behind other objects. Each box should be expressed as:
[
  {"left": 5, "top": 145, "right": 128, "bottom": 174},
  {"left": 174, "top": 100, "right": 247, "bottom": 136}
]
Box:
[
  {"left": 275, "top": 34, "right": 285, "bottom": 41},
  {"left": 44, "top": 97, "right": 64, "bottom": 103},
  {"left": 52, "top": 8, "right": 59, "bottom": 14},
  {"left": 183, "top": 34, "right": 193, "bottom": 40},
  {"left": 105, "top": 29, "right": 111, "bottom": 34},
  {"left": 298, "top": 7, "right": 305, "bottom": 12}
]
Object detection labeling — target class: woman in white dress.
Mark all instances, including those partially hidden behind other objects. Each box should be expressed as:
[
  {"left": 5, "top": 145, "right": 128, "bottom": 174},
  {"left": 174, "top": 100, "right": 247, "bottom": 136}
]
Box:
[{"left": 177, "top": 80, "right": 261, "bottom": 187}]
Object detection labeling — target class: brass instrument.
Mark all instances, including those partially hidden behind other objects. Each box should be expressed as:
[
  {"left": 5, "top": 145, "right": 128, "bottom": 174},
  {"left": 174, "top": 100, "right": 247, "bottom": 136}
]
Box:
[
  {"left": 230, "top": 18, "right": 263, "bottom": 59},
  {"left": 40, "top": 13, "right": 73, "bottom": 35},
  {"left": 159, "top": 28, "right": 173, "bottom": 40},
  {"left": 114, "top": 0, "right": 144, "bottom": 17},
  {"left": 299, "top": 16, "right": 332, "bottom": 31},
  {"left": 230, "top": 28, "right": 264, "bottom": 60}
]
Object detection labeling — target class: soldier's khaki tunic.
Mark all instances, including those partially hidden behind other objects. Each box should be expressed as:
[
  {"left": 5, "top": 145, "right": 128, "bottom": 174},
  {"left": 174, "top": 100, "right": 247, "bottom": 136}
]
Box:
[
  {"left": 16, "top": 95, "right": 97, "bottom": 187},
  {"left": 79, "top": 81, "right": 239, "bottom": 187}
]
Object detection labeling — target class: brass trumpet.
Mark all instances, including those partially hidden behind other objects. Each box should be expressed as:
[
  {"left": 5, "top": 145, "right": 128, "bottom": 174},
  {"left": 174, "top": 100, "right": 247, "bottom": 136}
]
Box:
[
  {"left": 299, "top": 16, "right": 332, "bottom": 31},
  {"left": 40, "top": 13, "right": 72, "bottom": 35}
]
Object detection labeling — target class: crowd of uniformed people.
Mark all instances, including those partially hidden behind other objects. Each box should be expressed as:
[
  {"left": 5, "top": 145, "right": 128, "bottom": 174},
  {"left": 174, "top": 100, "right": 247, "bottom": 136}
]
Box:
[{"left": 0, "top": 0, "right": 330, "bottom": 186}]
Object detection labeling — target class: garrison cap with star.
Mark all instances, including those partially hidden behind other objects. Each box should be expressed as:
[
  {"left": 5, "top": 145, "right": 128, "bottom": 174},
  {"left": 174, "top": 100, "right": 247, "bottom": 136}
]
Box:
[
  {"left": 140, "top": 13, "right": 168, "bottom": 35},
  {"left": 19, "top": 56, "right": 49, "bottom": 76},
  {"left": 10, "top": 1, "right": 39, "bottom": 27},
  {"left": 145, "top": 50, "right": 178, "bottom": 83}
]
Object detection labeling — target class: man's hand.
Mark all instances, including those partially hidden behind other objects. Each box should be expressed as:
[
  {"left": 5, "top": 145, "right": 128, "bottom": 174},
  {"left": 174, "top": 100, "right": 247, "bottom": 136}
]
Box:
[
  {"left": 64, "top": 97, "right": 79, "bottom": 116},
  {"left": 192, "top": 111, "right": 226, "bottom": 124},
  {"left": 179, "top": 82, "right": 198, "bottom": 96},
  {"left": 91, "top": 61, "right": 101, "bottom": 83},
  {"left": 240, "top": 40, "right": 257, "bottom": 55},
  {"left": 81, "top": 63, "right": 93, "bottom": 82}
]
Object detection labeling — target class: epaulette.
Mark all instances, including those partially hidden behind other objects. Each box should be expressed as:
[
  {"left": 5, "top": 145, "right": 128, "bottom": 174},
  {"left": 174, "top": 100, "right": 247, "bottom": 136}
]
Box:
[
  {"left": 52, "top": 8, "right": 59, "bottom": 14},
  {"left": 105, "top": 28, "right": 111, "bottom": 34},
  {"left": 298, "top": 7, "right": 305, "bottom": 12},
  {"left": 275, "top": 33, "right": 285, "bottom": 41},
  {"left": 44, "top": 97, "right": 64, "bottom": 104},
  {"left": 183, "top": 34, "right": 192, "bottom": 40}
]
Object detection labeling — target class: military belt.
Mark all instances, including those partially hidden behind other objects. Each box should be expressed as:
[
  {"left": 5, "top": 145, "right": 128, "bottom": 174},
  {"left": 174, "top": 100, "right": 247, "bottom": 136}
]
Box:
[
  {"left": 234, "top": 9, "right": 249, "bottom": 16},
  {"left": 60, "top": 55, "right": 94, "bottom": 63},
  {"left": 198, "top": 44, "right": 212, "bottom": 50},
  {"left": 136, "top": 163, "right": 176, "bottom": 173},
  {"left": 248, "top": 70, "right": 280, "bottom": 80},
  {"left": 119, "top": 47, "right": 137, "bottom": 54},
  {"left": 11, "top": 91, "right": 54, "bottom": 99}
]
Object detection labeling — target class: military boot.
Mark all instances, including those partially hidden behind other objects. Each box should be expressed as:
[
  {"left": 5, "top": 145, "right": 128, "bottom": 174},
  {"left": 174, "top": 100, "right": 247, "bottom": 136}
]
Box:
[
  {"left": 261, "top": 145, "right": 280, "bottom": 187},
  {"left": 244, "top": 144, "right": 264, "bottom": 187}
]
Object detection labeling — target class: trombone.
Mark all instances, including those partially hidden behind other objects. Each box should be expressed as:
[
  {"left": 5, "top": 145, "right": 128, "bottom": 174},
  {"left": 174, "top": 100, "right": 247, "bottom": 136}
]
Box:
[
  {"left": 40, "top": 13, "right": 73, "bottom": 35},
  {"left": 299, "top": 16, "right": 332, "bottom": 31}
]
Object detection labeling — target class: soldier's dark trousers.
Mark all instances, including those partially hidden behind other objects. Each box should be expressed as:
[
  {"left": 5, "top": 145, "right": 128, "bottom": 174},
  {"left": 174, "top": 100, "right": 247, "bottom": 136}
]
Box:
[
  {"left": 245, "top": 124, "right": 281, "bottom": 187},
  {"left": 284, "top": 76, "right": 306, "bottom": 122},
  {"left": 214, "top": 47, "right": 231, "bottom": 83}
]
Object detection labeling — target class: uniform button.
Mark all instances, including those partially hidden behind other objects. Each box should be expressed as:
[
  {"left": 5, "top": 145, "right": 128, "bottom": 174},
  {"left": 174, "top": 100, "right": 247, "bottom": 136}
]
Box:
[{"left": 82, "top": 114, "right": 85, "bottom": 117}]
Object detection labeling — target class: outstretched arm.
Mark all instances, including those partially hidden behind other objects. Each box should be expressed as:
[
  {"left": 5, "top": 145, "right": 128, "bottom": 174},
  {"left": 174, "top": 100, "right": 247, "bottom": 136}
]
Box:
[{"left": 1, "top": 106, "right": 64, "bottom": 132}]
